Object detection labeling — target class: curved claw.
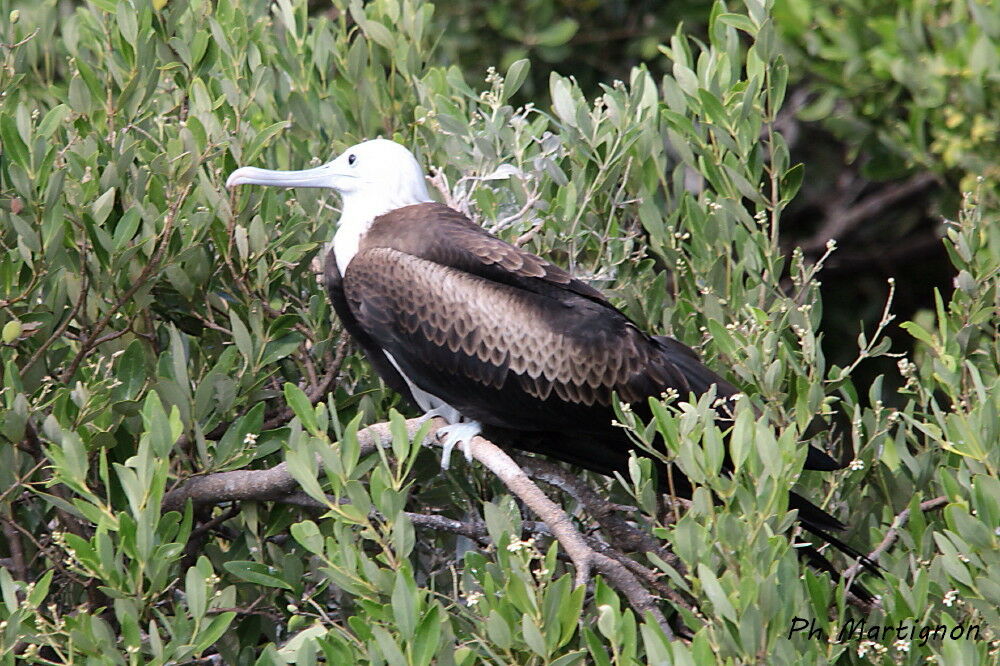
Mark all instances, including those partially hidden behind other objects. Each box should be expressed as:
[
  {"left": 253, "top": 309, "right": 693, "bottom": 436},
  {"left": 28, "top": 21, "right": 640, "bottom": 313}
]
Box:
[{"left": 436, "top": 420, "right": 482, "bottom": 470}]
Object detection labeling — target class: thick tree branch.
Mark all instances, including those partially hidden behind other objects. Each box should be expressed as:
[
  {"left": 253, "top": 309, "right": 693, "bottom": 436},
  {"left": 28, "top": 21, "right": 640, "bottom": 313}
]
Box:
[
  {"left": 0, "top": 515, "right": 27, "bottom": 581},
  {"left": 459, "top": 432, "right": 596, "bottom": 586},
  {"left": 403, "top": 512, "right": 551, "bottom": 543},
  {"left": 162, "top": 416, "right": 678, "bottom": 637},
  {"left": 163, "top": 415, "right": 402, "bottom": 512}
]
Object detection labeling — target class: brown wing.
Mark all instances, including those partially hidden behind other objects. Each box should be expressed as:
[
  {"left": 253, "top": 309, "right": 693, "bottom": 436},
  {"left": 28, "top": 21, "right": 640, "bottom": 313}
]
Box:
[{"left": 343, "top": 246, "right": 694, "bottom": 432}]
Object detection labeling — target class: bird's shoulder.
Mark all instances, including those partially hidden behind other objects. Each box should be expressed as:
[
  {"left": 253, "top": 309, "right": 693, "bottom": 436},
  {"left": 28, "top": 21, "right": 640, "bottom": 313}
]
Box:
[{"left": 356, "top": 202, "right": 609, "bottom": 304}]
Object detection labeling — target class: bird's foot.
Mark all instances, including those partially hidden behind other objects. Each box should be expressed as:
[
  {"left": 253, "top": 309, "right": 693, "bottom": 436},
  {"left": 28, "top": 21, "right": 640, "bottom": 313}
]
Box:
[{"left": 436, "top": 420, "right": 482, "bottom": 470}]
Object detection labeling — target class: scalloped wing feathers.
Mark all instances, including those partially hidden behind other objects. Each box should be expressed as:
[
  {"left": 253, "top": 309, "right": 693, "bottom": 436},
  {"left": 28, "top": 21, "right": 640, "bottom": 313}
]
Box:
[{"left": 345, "top": 246, "right": 694, "bottom": 409}]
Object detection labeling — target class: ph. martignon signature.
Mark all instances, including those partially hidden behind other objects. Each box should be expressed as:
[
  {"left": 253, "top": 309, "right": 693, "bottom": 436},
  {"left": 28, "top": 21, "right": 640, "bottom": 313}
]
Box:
[{"left": 788, "top": 616, "right": 986, "bottom": 648}]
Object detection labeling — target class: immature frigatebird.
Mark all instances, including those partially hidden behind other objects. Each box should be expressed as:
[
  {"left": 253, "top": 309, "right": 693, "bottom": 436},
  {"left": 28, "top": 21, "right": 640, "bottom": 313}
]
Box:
[{"left": 227, "top": 138, "right": 877, "bottom": 597}]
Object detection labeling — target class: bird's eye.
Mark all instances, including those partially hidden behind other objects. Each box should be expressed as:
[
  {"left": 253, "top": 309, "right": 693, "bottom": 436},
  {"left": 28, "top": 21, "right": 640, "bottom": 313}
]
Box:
[{"left": 348, "top": 154, "right": 357, "bottom": 166}]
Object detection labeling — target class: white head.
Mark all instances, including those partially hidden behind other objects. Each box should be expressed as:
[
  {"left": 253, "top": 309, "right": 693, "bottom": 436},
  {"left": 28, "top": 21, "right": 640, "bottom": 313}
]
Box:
[{"left": 227, "top": 138, "right": 432, "bottom": 269}]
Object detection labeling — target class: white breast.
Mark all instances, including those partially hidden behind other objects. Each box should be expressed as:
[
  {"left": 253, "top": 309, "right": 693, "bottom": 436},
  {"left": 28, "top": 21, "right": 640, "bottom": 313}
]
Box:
[{"left": 332, "top": 210, "right": 373, "bottom": 272}]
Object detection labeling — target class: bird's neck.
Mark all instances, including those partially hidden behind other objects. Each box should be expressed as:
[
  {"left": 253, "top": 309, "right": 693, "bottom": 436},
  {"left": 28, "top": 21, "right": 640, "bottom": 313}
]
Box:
[
  {"left": 332, "top": 203, "right": 378, "bottom": 273},
  {"left": 332, "top": 191, "right": 431, "bottom": 272}
]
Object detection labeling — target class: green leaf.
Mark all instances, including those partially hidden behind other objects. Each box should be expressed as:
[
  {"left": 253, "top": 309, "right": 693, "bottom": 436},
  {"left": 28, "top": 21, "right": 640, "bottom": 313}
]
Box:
[
  {"left": 502, "top": 59, "right": 530, "bottom": 101},
  {"left": 142, "top": 391, "right": 177, "bottom": 457},
  {"left": 112, "top": 208, "right": 141, "bottom": 250},
  {"left": 243, "top": 121, "right": 290, "bottom": 163},
  {"left": 222, "top": 561, "right": 294, "bottom": 589},
  {"left": 186, "top": 562, "right": 207, "bottom": 619},
  {"left": 362, "top": 20, "right": 395, "bottom": 50},
  {"left": 284, "top": 382, "right": 319, "bottom": 436},
  {"left": 0, "top": 113, "right": 30, "bottom": 171},
  {"left": 37, "top": 104, "right": 70, "bottom": 138},
  {"left": 533, "top": 18, "right": 578, "bottom": 47},
  {"left": 0, "top": 567, "right": 17, "bottom": 613},
  {"left": 550, "top": 76, "right": 577, "bottom": 128},
  {"left": 91, "top": 187, "right": 117, "bottom": 225},
  {"left": 485, "top": 610, "right": 512, "bottom": 650},
  {"left": 900, "top": 321, "right": 935, "bottom": 345},
  {"left": 68, "top": 75, "right": 92, "bottom": 113},
  {"left": 697, "top": 89, "right": 729, "bottom": 128},
  {"left": 214, "top": 402, "right": 265, "bottom": 465},
  {"left": 260, "top": 332, "right": 304, "bottom": 367},
  {"left": 229, "top": 310, "right": 254, "bottom": 364},
  {"left": 290, "top": 520, "right": 323, "bottom": 554},
  {"left": 697, "top": 563, "right": 737, "bottom": 623},
  {"left": 2, "top": 319, "right": 22, "bottom": 344},
  {"left": 780, "top": 163, "right": 804, "bottom": 201},
  {"left": 371, "top": 625, "right": 407, "bottom": 666},
  {"left": 717, "top": 13, "right": 757, "bottom": 34},
  {"left": 27, "top": 570, "right": 53, "bottom": 608},
  {"left": 412, "top": 604, "right": 443, "bottom": 666},
  {"left": 522, "top": 614, "right": 547, "bottom": 657},
  {"left": 285, "top": 436, "right": 328, "bottom": 505},
  {"left": 116, "top": 0, "right": 138, "bottom": 44},
  {"left": 391, "top": 574, "right": 416, "bottom": 640},
  {"left": 193, "top": 612, "right": 237, "bottom": 654}
]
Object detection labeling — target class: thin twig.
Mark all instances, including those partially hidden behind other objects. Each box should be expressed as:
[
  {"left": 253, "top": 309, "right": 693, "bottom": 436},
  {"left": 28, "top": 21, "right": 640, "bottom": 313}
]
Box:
[
  {"left": 60, "top": 181, "right": 194, "bottom": 382},
  {"left": 402, "top": 512, "right": 552, "bottom": 543},
  {"left": 492, "top": 189, "right": 541, "bottom": 233},
  {"left": 585, "top": 534, "right": 696, "bottom": 613},
  {"left": 515, "top": 456, "right": 684, "bottom": 573},
  {"left": 90, "top": 327, "right": 132, "bottom": 347},
  {"left": 257, "top": 335, "right": 349, "bottom": 432},
  {"left": 513, "top": 219, "right": 546, "bottom": 248},
  {"left": 0, "top": 511, "right": 89, "bottom": 587},
  {"left": 22, "top": 257, "right": 91, "bottom": 375},
  {"left": 0, "top": 515, "right": 27, "bottom": 581},
  {"left": 843, "top": 495, "right": 948, "bottom": 579},
  {"left": 0, "top": 28, "right": 39, "bottom": 50},
  {"left": 592, "top": 551, "right": 675, "bottom": 635}
]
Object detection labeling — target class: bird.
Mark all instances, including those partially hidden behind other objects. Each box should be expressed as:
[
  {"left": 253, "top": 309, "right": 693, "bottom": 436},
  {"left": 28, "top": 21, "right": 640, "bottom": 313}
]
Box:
[{"left": 227, "top": 137, "right": 877, "bottom": 599}]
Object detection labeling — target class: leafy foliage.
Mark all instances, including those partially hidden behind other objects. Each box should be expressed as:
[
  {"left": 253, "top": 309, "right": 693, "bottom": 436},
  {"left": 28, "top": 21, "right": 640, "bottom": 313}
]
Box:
[
  {"left": 776, "top": 0, "right": 1000, "bottom": 191},
  {"left": 0, "top": 0, "right": 997, "bottom": 663}
]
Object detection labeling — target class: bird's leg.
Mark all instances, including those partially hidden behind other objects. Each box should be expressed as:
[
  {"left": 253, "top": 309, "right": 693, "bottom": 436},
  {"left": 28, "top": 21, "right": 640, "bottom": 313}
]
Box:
[
  {"left": 436, "top": 419, "right": 482, "bottom": 470},
  {"left": 417, "top": 406, "right": 452, "bottom": 424}
]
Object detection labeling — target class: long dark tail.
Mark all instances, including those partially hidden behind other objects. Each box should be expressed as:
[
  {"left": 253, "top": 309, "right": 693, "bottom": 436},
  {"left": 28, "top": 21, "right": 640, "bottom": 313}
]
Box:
[
  {"left": 653, "top": 334, "right": 880, "bottom": 600},
  {"left": 790, "top": 491, "right": 881, "bottom": 602}
]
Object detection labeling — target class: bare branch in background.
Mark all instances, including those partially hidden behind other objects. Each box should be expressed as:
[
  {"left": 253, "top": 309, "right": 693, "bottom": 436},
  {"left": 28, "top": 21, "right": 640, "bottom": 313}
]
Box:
[{"left": 799, "top": 172, "right": 938, "bottom": 255}]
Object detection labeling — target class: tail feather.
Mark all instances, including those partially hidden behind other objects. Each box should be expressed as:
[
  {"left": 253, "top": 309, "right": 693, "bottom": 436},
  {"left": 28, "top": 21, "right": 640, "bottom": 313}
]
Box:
[
  {"left": 790, "top": 491, "right": 881, "bottom": 602},
  {"left": 794, "top": 541, "right": 877, "bottom": 603}
]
